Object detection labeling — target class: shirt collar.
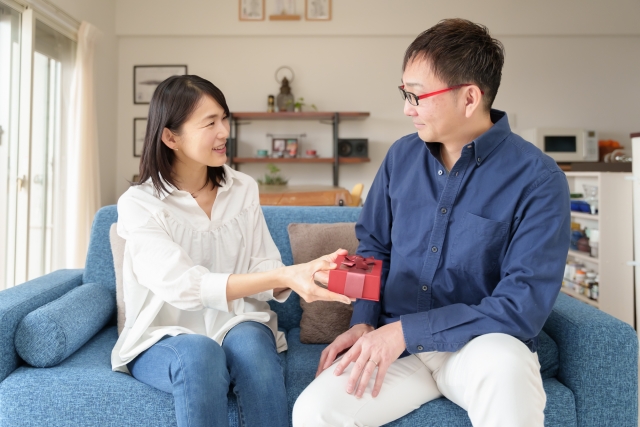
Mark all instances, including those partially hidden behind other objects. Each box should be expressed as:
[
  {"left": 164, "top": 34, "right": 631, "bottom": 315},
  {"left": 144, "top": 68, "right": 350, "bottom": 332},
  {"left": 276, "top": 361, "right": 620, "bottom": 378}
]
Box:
[
  {"left": 151, "top": 164, "right": 240, "bottom": 200},
  {"left": 473, "top": 109, "right": 510, "bottom": 165},
  {"left": 423, "top": 109, "right": 511, "bottom": 166}
]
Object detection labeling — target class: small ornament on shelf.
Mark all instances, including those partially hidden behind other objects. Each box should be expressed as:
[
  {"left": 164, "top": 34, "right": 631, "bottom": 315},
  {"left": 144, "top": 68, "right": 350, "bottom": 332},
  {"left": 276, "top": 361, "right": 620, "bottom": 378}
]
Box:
[{"left": 267, "top": 95, "right": 275, "bottom": 113}]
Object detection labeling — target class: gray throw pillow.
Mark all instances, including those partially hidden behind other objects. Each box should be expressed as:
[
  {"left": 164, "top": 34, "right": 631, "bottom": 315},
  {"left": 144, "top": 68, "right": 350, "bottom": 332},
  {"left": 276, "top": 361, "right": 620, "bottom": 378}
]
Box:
[
  {"left": 287, "top": 222, "right": 359, "bottom": 344},
  {"left": 109, "top": 223, "right": 126, "bottom": 335}
]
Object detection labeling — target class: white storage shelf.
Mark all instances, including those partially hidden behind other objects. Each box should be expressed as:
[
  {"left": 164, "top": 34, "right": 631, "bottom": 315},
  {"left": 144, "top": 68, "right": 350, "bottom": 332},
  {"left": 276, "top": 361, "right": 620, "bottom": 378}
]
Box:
[{"left": 565, "top": 171, "right": 634, "bottom": 328}]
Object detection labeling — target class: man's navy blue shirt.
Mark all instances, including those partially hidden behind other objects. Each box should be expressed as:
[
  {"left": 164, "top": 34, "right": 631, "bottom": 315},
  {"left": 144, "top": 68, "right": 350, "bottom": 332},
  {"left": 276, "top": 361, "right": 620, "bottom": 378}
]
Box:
[{"left": 351, "top": 110, "right": 570, "bottom": 354}]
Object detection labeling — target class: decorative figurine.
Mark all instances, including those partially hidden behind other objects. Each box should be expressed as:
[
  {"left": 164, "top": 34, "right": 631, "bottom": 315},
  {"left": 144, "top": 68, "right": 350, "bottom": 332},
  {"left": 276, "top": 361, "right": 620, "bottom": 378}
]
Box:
[
  {"left": 275, "top": 66, "right": 295, "bottom": 112},
  {"left": 276, "top": 77, "right": 294, "bottom": 112},
  {"left": 267, "top": 95, "right": 275, "bottom": 112}
]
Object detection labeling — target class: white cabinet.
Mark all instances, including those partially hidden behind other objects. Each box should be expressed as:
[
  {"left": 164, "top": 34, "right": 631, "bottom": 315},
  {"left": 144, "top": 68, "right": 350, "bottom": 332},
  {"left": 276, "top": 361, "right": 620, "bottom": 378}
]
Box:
[{"left": 563, "top": 171, "right": 635, "bottom": 328}]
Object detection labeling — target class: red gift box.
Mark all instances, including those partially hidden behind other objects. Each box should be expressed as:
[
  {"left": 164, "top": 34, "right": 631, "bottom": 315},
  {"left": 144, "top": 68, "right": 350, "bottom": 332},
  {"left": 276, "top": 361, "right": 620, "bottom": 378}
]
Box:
[{"left": 328, "top": 255, "right": 382, "bottom": 301}]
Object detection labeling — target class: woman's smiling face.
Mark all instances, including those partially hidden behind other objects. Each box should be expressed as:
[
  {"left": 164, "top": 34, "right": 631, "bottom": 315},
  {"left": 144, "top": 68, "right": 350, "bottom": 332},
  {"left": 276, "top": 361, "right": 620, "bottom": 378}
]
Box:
[{"left": 171, "top": 95, "right": 230, "bottom": 168}]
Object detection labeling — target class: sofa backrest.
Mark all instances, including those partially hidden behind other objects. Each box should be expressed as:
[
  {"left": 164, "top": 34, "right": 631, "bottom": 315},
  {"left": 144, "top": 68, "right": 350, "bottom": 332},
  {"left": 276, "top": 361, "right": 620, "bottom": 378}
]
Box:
[
  {"left": 84, "top": 206, "right": 118, "bottom": 291},
  {"left": 84, "top": 205, "right": 362, "bottom": 331}
]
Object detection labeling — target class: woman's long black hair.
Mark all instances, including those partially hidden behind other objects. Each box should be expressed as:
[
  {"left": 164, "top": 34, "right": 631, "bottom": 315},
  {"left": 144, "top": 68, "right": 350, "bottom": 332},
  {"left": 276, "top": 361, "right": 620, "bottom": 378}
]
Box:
[{"left": 135, "top": 75, "right": 229, "bottom": 196}]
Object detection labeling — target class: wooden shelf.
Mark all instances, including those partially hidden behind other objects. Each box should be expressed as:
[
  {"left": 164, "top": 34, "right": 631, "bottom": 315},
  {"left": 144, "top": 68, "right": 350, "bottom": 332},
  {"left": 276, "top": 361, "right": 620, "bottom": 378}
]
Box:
[
  {"left": 230, "top": 112, "right": 370, "bottom": 121},
  {"left": 570, "top": 211, "right": 599, "bottom": 220},
  {"left": 229, "top": 110, "right": 370, "bottom": 187},
  {"left": 232, "top": 157, "right": 370, "bottom": 164},
  {"left": 560, "top": 287, "right": 599, "bottom": 308},
  {"left": 567, "top": 249, "right": 599, "bottom": 264},
  {"left": 269, "top": 14, "right": 301, "bottom": 20}
]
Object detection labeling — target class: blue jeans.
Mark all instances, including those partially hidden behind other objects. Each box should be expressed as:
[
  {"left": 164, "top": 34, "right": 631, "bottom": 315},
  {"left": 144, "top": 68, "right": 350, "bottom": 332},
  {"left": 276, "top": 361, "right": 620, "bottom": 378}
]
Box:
[{"left": 128, "top": 322, "right": 288, "bottom": 427}]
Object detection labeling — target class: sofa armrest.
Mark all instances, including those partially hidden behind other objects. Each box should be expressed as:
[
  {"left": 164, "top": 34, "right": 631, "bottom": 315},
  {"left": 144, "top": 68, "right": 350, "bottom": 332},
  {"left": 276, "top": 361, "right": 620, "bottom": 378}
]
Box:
[
  {"left": 0, "top": 269, "right": 83, "bottom": 382},
  {"left": 543, "top": 292, "right": 638, "bottom": 427}
]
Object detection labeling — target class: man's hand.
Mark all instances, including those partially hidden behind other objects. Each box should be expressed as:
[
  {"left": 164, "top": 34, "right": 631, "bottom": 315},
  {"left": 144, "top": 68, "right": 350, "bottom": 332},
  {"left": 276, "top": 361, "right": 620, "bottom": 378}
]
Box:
[
  {"left": 334, "top": 321, "right": 406, "bottom": 398},
  {"left": 316, "top": 324, "right": 373, "bottom": 377}
]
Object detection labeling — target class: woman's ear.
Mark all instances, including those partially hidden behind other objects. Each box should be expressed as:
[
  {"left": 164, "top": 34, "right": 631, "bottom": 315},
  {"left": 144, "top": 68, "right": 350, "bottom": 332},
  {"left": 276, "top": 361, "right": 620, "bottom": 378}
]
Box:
[
  {"left": 161, "top": 127, "right": 179, "bottom": 151},
  {"left": 463, "top": 86, "right": 484, "bottom": 118}
]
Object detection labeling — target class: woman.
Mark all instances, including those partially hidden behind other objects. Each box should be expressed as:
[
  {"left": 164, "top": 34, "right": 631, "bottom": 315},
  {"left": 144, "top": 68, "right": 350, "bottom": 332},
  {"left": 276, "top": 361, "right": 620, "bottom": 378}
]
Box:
[{"left": 111, "top": 75, "right": 351, "bottom": 427}]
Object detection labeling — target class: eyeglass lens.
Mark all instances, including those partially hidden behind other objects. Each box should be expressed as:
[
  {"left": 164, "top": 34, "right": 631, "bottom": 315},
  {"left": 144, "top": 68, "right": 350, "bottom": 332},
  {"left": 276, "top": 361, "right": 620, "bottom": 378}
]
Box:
[{"left": 399, "top": 86, "right": 418, "bottom": 106}]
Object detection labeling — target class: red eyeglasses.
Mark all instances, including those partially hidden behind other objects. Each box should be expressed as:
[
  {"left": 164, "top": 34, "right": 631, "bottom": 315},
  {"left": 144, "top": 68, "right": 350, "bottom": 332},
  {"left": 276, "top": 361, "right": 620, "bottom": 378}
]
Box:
[{"left": 398, "top": 84, "right": 483, "bottom": 106}]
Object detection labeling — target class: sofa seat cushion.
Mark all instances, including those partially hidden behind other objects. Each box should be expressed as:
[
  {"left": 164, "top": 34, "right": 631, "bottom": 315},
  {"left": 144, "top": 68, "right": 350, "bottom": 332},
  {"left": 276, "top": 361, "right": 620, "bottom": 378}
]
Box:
[
  {"left": 0, "top": 327, "right": 243, "bottom": 427},
  {"left": 285, "top": 327, "right": 571, "bottom": 426}
]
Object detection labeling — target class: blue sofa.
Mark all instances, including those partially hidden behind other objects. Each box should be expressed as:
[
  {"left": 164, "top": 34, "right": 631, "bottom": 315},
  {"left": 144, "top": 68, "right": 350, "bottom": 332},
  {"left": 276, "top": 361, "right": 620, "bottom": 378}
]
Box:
[{"left": 0, "top": 205, "right": 637, "bottom": 426}]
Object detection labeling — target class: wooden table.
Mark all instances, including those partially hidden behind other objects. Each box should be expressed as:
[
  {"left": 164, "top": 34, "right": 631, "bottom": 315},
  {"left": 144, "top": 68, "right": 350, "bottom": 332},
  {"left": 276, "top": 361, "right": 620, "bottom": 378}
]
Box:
[{"left": 258, "top": 185, "right": 352, "bottom": 206}]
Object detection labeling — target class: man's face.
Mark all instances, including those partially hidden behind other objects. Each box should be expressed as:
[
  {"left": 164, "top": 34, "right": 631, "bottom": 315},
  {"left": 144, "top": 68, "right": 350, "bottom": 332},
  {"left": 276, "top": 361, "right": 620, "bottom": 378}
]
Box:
[{"left": 401, "top": 58, "right": 464, "bottom": 144}]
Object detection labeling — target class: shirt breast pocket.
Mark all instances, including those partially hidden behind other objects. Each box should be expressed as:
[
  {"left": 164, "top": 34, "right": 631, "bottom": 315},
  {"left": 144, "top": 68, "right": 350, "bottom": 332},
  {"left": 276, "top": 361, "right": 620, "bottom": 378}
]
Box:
[{"left": 451, "top": 212, "right": 509, "bottom": 276}]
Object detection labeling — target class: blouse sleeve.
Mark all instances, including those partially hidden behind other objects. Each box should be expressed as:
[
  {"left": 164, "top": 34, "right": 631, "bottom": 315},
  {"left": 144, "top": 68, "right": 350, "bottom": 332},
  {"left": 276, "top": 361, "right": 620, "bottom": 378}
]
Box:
[
  {"left": 119, "top": 199, "right": 232, "bottom": 313},
  {"left": 244, "top": 193, "right": 290, "bottom": 303}
]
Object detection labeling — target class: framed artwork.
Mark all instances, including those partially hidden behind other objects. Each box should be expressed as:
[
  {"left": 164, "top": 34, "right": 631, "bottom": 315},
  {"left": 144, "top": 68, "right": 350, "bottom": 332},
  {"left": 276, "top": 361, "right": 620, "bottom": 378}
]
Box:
[
  {"left": 132, "top": 174, "right": 140, "bottom": 183},
  {"left": 272, "top": 138, "right": 286, "bottom": 154},
  {"left": 133, "top": 118, "right": 147, "bottom": 157},
  {"left": 133, "top": 65, "right": 187, "bottom": 104},
  {"left": 285, "top": 138, "right": 298, "bottom": 157},
  {"left": 239, "top": 0, "right": 265, "bottom": 21},
  {"left": 305, "top": 0, "right": 331, "bottom": 20}
]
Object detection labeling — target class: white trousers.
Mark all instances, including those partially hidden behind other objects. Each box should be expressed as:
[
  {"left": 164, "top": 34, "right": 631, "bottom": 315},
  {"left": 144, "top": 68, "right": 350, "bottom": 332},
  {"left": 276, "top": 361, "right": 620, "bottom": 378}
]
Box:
[{"left": 293, "top": 333, "right": 545, "bottom": 427}]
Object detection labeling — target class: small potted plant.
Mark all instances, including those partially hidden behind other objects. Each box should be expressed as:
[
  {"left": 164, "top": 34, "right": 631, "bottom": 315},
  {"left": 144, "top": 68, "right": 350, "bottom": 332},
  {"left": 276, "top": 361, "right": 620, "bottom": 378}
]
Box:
[
  {"left": 257, "top": 163, "right": 289, "bottom": 186},
  {"left": 290, "top": 97, "right": 317, "bottom": 113}
]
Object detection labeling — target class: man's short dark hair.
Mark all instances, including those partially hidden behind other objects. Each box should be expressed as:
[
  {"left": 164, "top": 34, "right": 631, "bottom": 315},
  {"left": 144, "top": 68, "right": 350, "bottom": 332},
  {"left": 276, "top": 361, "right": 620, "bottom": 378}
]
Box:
[{"left": 403, "top": 18, "right": 505, "bottom": 110}]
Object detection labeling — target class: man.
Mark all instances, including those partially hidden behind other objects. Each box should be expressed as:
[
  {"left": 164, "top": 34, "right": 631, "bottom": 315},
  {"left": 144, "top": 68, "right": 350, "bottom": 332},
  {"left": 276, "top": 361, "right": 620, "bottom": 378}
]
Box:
[{"left": 293, "top": 18, "right": 570, "bottom": 427}]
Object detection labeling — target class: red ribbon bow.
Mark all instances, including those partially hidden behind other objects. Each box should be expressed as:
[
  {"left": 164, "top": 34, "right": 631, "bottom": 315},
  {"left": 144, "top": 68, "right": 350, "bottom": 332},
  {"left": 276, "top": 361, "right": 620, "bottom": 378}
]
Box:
[{"left": 341, "top": 255, "right": 375, "bottom": 272}]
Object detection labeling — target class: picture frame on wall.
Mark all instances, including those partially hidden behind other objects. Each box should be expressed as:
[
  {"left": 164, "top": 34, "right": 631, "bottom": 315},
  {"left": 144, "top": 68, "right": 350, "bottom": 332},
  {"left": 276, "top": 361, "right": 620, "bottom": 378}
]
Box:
[
  {"left": 133, "top": 117, "right": 147, "bottom": 157},
  {"left": 305, "top": 0, "right": 331, "bottom": 20},
  {"left": 133, "top": 65, "right": 187, "bottom": 104},
  {"left": 239, "top": 0, "right": 265, "bottom": 21}
]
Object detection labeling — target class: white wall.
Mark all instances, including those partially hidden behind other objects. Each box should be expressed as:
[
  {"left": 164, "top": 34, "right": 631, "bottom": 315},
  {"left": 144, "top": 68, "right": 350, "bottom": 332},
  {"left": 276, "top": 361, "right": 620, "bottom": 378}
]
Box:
[
  {"left": 49, "top": 0, "right": 118, "bottom": 206},
  {"left": 114, "top": 0, "right": 640, "bottom": 200}
]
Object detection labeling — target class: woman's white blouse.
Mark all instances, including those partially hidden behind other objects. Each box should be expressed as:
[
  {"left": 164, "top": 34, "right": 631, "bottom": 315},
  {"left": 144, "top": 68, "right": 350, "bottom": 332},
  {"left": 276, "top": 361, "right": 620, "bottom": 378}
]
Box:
[{"left": 111, "top": 165, "right": 290, "bottom": 373}]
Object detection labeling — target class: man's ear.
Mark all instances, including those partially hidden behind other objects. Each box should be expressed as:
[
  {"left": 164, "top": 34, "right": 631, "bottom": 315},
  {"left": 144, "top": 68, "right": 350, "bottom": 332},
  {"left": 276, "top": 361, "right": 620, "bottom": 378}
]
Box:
[
  {"left": 463, "top": 86, "right": 484, "bottom": 118},
  {"left": 161, "top": 127, "right": 179, "bottom": 150}
]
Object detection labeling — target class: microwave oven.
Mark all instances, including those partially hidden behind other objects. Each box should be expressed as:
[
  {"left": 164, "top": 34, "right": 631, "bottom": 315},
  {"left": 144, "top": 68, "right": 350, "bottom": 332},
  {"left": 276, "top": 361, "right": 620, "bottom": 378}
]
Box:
[{"left": 520, "top": 128, "right": 598, "bottom": 162}]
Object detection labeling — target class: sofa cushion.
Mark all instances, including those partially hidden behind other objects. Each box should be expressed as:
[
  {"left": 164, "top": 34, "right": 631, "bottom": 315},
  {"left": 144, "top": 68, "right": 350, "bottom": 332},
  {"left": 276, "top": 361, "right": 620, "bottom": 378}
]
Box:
[
  {"left": 110, "top": 223, "right": 126, "bottom": 335},
  {"left": 0, "top": 327, "right": 241, "bottom": 427},
  {"left": 288, "top": 222, "right": 359, "bottom": 344},
  {"left": 14, "top": 283, "right": 115, "bottom": 367}
]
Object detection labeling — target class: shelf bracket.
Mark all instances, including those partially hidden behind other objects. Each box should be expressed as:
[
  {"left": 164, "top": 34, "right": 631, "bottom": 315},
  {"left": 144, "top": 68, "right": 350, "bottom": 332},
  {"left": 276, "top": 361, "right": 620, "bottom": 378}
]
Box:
[{"left": 627, "top": 261, "right": 639, "bottom": 267}]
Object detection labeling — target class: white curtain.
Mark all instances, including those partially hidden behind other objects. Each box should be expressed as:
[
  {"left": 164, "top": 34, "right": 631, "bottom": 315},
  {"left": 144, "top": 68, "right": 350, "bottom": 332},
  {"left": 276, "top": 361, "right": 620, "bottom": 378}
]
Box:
[{"left": 64, "top": 21, "right": 101, "bottom": 268}]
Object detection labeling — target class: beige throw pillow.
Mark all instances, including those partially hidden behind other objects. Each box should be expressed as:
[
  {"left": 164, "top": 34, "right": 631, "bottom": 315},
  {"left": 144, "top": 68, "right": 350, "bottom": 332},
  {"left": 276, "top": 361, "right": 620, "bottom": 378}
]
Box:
[
  {"left": 109, "top": 223, "right": 126, "bottom": 335},
  {"left": 287, "top": 222, "right": 359, "bottom": 344}
]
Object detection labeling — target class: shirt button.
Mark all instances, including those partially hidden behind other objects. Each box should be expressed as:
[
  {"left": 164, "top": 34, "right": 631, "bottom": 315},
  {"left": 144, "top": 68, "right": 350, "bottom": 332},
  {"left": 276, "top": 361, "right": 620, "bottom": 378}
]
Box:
[
  {"left": 477, "top": 157, "right": 482, "bottom": 163},
  {"left": 422, "top": 285, "right": 428, "bottom": 291},
  {"left": 438, "top": 170, "right": 443, "bottom": 176},
  {"left": 467, "top": 145, "right": 472, "bottom": 149},
  {"left": 417, "top": 345, "right": 424, "bottom": 351},
  {"left": 431, "top": 246, "right": 438, "bottom": 253},
  {"left": 440, "top": 207, "right": 447, "bottom": 214}
]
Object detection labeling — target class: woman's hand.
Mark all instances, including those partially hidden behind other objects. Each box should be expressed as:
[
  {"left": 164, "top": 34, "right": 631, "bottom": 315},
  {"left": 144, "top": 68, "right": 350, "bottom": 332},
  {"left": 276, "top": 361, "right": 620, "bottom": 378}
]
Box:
[{"left": 280, "top": 248, "right": 351, "bottom": 305}]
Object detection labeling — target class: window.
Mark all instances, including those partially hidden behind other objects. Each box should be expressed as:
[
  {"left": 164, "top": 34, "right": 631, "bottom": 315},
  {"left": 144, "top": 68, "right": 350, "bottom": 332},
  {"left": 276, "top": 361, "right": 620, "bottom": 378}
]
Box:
[{"left": 0, "top": 2, "right": 76, "bottom": 288}]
